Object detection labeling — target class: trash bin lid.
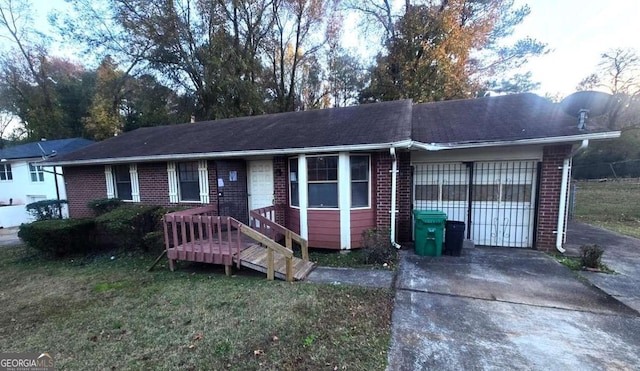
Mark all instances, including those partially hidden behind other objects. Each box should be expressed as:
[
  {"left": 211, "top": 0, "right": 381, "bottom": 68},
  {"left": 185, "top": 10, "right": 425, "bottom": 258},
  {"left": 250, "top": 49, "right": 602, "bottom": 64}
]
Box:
[{"left": 413, "top": 209, "right": 447, "bottom": 222}]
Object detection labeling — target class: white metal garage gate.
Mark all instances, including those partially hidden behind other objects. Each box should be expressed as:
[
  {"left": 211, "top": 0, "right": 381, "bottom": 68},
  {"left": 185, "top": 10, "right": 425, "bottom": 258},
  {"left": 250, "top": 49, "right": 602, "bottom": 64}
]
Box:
[{"left": 413, "top": 161, "right": 538, "bottom": 248}]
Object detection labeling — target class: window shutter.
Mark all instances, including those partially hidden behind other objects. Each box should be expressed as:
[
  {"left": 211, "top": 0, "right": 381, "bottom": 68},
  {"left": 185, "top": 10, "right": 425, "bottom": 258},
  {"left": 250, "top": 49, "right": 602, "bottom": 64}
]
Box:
[
  {"left": 167, "top": 162, "right": 179, "bottom": 203},
  {"left": 198, "top": 160, "right": 210, "bottom": 204},
  {"left": 129, "top": 164, "right": 140, "bottom": 202},
  {"left": 105, "top": 165, "right": 115, "bottom": 199}
]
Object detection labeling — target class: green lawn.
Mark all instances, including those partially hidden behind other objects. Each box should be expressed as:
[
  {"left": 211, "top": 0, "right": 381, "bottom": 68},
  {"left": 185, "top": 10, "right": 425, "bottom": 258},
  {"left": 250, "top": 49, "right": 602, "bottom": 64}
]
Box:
[
  {"left": 0, "top": 246, "right": 392, "bottom": 370},
  {"left": 573, "top": 180, "right": 640, "bottom": 239}
]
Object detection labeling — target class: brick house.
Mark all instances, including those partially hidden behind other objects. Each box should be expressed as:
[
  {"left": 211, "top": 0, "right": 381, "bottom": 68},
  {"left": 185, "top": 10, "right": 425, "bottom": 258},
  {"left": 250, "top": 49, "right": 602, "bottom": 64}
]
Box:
[{"left": 47, "top": 94, "right": 619, "bottom": 252}]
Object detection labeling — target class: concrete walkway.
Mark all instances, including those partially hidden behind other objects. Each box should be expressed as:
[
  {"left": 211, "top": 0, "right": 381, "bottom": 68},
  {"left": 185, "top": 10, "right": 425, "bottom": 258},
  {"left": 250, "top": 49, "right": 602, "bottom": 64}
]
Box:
[
  {"left": 565, "top": 221, "right": 640, "bottom": 314},
  {"left": 306, "top": 266, "right": 395, "bottom": 288},
  {"left": 0, "top": 227, "right": 20, "bottom": 246}
]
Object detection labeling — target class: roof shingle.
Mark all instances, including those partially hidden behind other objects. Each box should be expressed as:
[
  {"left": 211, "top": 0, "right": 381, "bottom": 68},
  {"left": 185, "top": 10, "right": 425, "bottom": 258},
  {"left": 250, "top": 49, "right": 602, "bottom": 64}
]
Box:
[
  {"left": 0, "top": 138, "right": 94, "bottom": 161},
  {"left": 55, "top": 99, "right": 413, "bottom": 163}
]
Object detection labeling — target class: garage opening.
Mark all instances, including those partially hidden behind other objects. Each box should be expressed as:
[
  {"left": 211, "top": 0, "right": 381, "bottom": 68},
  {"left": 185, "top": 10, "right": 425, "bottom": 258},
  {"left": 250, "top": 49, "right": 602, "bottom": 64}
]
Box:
[{"left": 413, "top": 161, "right": 538, "bottom": 248}]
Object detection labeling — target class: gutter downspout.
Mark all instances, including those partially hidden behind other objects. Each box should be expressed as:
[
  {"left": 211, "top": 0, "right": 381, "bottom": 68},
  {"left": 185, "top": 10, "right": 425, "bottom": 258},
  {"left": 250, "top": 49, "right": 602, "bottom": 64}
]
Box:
[
  {"left": 556, "top": 140, "right": 589, "bottom": 253},
  {"left": 390, "top": 147, "right": 401, "bottom": 249}
]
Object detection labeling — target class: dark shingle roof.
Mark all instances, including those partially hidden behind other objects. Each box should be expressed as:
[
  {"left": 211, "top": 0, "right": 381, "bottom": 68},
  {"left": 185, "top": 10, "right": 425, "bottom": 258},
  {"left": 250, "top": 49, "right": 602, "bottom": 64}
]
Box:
[
  {"left": 47, "top": 94, "right": 618, "bottom": 165},
  {"left": 411, "top": 93, "right": 588, "bottom": 144},
  {"left": 0, "top": 138, "right": 94, "bottom": 160},
  {"left": 52, "top": 99, "right": 413, "bottom": 163}
]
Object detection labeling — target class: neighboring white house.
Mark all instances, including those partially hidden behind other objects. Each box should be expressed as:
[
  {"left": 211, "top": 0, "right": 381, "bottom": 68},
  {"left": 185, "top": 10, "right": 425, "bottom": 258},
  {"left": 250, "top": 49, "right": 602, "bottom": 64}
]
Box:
[{"left": 0, "top": 138, "right": 94, "bottom": 227}]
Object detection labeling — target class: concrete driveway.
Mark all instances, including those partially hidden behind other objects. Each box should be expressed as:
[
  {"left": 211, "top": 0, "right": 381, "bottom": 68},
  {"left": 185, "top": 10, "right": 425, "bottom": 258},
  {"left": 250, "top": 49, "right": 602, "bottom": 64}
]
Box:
[
  {"left": 566, "top": 221, "right": 640, "bottom": 313},
  {"left": 388, "top": 248, "right": 640, "bottom": 370}
]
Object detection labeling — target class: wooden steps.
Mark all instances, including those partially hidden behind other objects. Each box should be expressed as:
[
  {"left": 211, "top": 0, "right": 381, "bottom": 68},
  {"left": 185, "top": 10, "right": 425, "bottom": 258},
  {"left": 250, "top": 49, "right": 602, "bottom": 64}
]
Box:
[{"left": 234, "top": 244, "right": 315, "bottom": 281}]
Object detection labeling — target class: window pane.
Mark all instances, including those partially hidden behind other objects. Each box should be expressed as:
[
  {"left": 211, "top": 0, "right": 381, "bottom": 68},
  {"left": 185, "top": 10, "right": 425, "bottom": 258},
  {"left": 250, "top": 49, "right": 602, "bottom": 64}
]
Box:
[
  {"left": 308, "top": 183, "right": 338, "bottom": 208},
  {"left": 116, "top": 183, "right": 132, "bottom": 200},
  {"left": 38, "top": 172, "right": 44, "bottom": 182},
  {"left": 178, "top": 162, "right": 200, "bottom": 201},
  {"left": 351, "top": 182, "right": 369, "bottom": 207},
  {"left": 289, "top": 159, "right": 299, "bottom": 206},
  {"left": 114, "top": 165, "right": 131, "bottom": 182},
  {"left": 350, "top": 156, "right": 369, "bottom": 181},
  {"left": 178, "top": 162, "right": 199, "bottom": 181},
  {"left": 415, "top": 185, "right": 439, "bottom": 201},
  {"left": 472, "top": 184, "right": 500, "bottom": 201},
  {"left": 442, "top": 185, "right": 467, "bottom": 201},
  {"left": 31, "top": 173, "right": 38, "bottom": 182},
  {"left": 1, "top": 164, "right": 12, "bottom": 180},
  {"left": 503, "top": 184, "right": 532, "bottom": 202},
  {"left": 180, "top": 181, "right": 200, "bottom": 201},
  {"left": 290, "top": 183, "right": 299, "bottom": 206},
  {"left": 113, "top": 165, "right": 132, "bottom": 200},
  {"left": 307, "top": 156, "right": 338, "bottom": 181}
]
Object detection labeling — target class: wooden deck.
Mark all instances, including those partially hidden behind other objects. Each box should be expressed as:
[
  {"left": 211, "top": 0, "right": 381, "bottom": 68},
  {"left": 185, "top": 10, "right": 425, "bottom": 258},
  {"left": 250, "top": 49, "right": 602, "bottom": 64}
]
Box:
[
  {"left": 163, "top": 205, "right": 314, "bottom": 281},
  {"left": 235, "top": 245, "right": 315, "bottom": 281}
]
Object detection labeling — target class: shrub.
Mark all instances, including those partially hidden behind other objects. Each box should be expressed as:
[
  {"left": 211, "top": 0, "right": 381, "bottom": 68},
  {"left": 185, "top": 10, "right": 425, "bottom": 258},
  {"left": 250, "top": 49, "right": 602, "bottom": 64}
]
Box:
[
  {"left": 143, "top": 231, "right": 165, "bottom": 252},
  {"left": 361, "top": 228, "right": 397, "bottom": 265},
  {"left": 88, "top": 198, "right": 124, "bottom": 216},
  {"left": 580, "top": 244, "right": 604, "bottom": 268},
  {"left": 18, "top": 218, "right": 96, "bottom": 257},
  {"left": 25, "top": 199, "right": 67, "bottom": 221},
  {"left": 95, "top": 205, "right": 161, "bottom": 250}
]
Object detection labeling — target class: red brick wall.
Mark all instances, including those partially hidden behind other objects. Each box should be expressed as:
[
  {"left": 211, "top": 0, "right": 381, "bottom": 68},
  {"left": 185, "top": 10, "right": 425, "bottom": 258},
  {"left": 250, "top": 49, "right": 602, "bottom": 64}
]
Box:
[
  {"left": 64, "top": 160, "right": 221, "bottom": 218},
  {"left": 64, "top": 165, "right": 107, "bottom": 217},
  {"left": 138, "top": 163, "right": 170, "bottom": 205},
  {"left": 375, "top": 152, "right": 392, "bottom": 232},
  {"left": 273, "top": 156, "right": 287, "bottom": 226},
  {"left": 373, "top": 151, "right": 411, "bottom": 242},
  {"left": 536, "top": 145, "right": 572, "bottom": 251},
  {"left": 397, "top": 151, "right": 412, "bottom": 242}
]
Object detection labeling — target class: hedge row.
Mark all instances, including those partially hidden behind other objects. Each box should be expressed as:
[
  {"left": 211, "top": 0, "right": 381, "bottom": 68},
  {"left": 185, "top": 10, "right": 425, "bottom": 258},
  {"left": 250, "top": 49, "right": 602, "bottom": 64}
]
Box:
[
  {"left": 18, "top": 219, "right": 96, "bottom": 257},
  {"left": 19, "top": 203, "right": 183, "bottom": 257}
]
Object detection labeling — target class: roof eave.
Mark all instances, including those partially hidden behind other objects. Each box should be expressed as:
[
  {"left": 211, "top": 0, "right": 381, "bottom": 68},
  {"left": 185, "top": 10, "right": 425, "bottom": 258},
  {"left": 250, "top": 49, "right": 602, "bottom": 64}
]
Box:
[
  {"left": 43, "top": 140, "right": 414, "bottom": 166},
  {"left": 411, "top": 131, "right": 621, "bottom": 151}
]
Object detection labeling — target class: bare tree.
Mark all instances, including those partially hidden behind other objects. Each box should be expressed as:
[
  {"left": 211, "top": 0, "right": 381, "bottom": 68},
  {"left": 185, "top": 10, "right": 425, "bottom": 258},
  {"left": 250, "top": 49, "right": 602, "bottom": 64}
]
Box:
[{"left": 578, "top": 48, "right": 640, "bottom": 130}]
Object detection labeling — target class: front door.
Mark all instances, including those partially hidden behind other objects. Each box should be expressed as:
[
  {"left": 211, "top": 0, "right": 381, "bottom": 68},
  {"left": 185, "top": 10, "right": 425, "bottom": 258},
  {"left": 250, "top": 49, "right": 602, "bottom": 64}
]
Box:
[{"left": 247, "top": 160, "right": 274, "bottom": 211}]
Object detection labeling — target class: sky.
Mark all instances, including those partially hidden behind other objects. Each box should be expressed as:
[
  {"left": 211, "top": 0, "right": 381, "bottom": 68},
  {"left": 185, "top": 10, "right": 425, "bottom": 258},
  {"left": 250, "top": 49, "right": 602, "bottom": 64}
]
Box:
[
  {"left": 508, "top": 0, "right": 640, "bottom": 97},
  {"left": 13, "top": 0, "right": 640, "bottom": 100}
]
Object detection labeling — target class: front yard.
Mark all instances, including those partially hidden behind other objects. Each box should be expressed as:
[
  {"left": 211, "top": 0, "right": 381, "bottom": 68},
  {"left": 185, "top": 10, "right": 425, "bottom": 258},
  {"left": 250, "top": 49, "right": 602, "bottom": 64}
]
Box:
[
  {"left": 573, "top": 180, "right": 640, "bottom": 239},
  {"left": 0, "top": 245, "right": 393, "bottom": 370}
]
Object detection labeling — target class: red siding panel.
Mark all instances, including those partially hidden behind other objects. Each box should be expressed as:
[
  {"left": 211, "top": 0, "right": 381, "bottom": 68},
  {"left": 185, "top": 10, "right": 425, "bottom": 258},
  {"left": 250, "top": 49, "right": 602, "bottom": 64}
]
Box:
[
  {"left": 287, "top": 207, "right": 301, "bottom": 234},
  {"left": 308, "top": 209, "right": 340, "bottom": 249},
  {"left": 350, "top": 209, "right": 375, "bottom": 248}
]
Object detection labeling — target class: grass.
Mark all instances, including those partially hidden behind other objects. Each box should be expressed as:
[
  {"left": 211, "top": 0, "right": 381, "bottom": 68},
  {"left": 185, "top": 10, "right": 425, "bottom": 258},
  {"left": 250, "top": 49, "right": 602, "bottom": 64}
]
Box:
[
  {"left": 307, "top": 248, "right": 397, "bottom": 270},
  {"left": 551, "top": 254, "right": 614, "bottom": 273},
  {"left": 0, "top": 245, "right": 393, "bottom": 370},
  {"left": 573, "top": 180, "right": 640, "bottom": 239}
]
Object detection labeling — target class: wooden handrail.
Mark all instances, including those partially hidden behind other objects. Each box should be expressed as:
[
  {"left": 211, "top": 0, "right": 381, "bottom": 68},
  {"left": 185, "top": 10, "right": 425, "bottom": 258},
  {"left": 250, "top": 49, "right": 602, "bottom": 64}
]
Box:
[
  {"left": 163, "top": 206, "right": 296, "bottom": 281},
  {"left": 249, "top": 206, "right": 309, "bottom": 261}
]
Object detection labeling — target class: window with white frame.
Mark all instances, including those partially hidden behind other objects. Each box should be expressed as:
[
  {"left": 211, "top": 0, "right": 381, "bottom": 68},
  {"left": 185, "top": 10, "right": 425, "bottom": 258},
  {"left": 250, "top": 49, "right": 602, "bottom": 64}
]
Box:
[
  {"left": 307, "top": 156, "right": 338, "bottom": 208},
  {"left": 29, "top": 163, "right": 45, "bottom": 182},
  {"left": 0, "top": 163, "right": 12, "bottom": 181},
  {"left": 105, "top": 164, "right": 140, "bottom": 202},
  {"left": 113, "top": 165, "right": 133, "bottom": 200},
  {"left": 289, "top": 158, "right": 299, "bottom": 207},
  {"left": 167, "top": 161, "right": 209, "bottom": 203},
  {"left": 350, "top": 155, "right": 370, "bottom": 207},
  {"left": 178, "top": 162, "right": 200, "bottom": 201}
]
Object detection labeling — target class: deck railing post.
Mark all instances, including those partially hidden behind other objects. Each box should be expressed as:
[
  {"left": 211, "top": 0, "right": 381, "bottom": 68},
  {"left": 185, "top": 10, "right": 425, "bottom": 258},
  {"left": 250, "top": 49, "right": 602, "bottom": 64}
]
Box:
[
  {"left": 267, "top": 247, "right": 274, "bottom": 280},
  {"left": 286, "top": 257, "right": 293, "bottom": 282}
]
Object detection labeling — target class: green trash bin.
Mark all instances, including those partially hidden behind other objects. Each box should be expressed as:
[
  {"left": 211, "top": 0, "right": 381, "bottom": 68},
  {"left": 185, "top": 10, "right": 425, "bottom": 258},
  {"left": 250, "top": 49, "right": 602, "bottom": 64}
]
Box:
[{"left": 413, "top": 210, "right": 447, "bottom": 256}]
